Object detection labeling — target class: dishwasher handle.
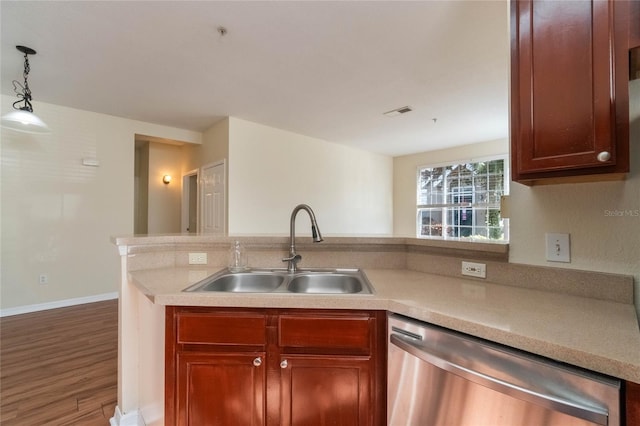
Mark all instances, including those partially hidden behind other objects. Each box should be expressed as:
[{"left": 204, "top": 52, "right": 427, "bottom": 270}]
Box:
[{"left": 390, "top": 333, "right": 608, "bottom": 426}]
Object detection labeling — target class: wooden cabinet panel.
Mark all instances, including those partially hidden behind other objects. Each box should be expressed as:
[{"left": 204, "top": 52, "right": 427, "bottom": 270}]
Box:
[
  {"left": 510, "top": 0, "right": 630, "bottom": 183},
  {"left": 279, "top": 313, "right": 371, "bottom": 353},
  {"left": 177, "top": 312, "right": 266, "bottom": 346},
  {"left": 627, "top": 381, "right": 640, "bottom": 426},
  {"left": 279, "top": 355, "right": 372, "bottom": 426},
  {"left": 630, "top": 0, "right": 640, "bottom": 49},
  {"left": 176, "top": 352, "right": 266, "bottom": 426}
]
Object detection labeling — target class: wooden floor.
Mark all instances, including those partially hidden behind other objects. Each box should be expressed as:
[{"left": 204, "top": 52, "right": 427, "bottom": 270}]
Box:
[{"left": 0, "top": 300, "right": 118, "bottom": 425}]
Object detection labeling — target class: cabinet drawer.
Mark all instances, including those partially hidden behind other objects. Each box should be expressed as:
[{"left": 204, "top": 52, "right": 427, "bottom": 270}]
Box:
[
  {"left": 279, "top": 314, "right": 371, "bottom": 352},
  {"left": 177, "top": 312, "right": 267, "bottom": 346}
]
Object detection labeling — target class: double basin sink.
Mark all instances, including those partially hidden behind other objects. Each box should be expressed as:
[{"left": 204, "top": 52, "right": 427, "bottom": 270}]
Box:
[{"left": 184, "top": 268, "right": 374, "bottom": 295}]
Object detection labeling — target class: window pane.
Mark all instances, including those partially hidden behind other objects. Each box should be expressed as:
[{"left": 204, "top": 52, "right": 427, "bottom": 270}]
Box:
[
  {"left": 418, "top": 167, "right": 445, "bottom": 205},
  {"left": 475, "top": 190, "right": 488, "bottom": 204},
  {"left": 474, "top": 175, "right": 488, "bottom": 192},
  {"left": 458, "top": 227, "right": 473, "bottom": 238},
  {"left": 487, "top": 209, "right": 503, "bottom": 240},
  {"left": 446, "top": 207, "right": 473, "bottom": 237},
  {"left": 488, "top": 174, "right": 503, "bottom": 191},
  {"left": 418, "top": 209, "right": 443, "bottom": 237},
  {"left": 488, "top": 190, "right": 501, "bottom": 204},
  {"left": 449, "top": 186, "right": 473, "bottom": 205},
  {"left": 416, "top": 157, "right": 507, "bottom": 241}
]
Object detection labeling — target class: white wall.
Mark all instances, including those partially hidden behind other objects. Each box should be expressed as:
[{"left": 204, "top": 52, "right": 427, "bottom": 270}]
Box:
[
  {"left": 228, "top": 117, "right": 393, "bottom": 236},
  {"left": 147, "top": 142, "right": 182, "bottom": 234},
  {"left": 393, "top": 138, "right": 509, "bottom": 237},
  {"left": 183, "top": 118, "right": 229, "bottom": 173},
  {"left": 0, "top": 96, "right": 200, "bottom": 311}
]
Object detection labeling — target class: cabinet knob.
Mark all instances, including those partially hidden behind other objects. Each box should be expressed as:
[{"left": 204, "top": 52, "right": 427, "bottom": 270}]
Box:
[
  {"left": 280, "top": 359, "right": 288, "bottom": 369},
  {"left": 253, "top": 357, "right": 262, "bottom": 367},
  {"left": 597, "top": 151, "right": 611, "bottom": 162}
]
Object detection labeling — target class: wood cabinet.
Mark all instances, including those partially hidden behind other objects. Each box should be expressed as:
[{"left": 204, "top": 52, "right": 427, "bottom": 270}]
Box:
[
  {"left": 165, "top": 307, "right": 386, "bottom": 426},
  {"left": 631, "top": 0, "right": 640, "bottom": 50},
  {"left": 165, "top": 310, "right": 268, "bottom": 425},
  {"left": 277, "top": 312, "right": 382, "bottom": 425},
  {"left": 175, "top": 352, "right": 266, "bottom": 425},
  {"left": 279, "top": 355, "right": 371, "bottom": 425},
  {"left": 510, "top": 0, "right": 630, "bottom": 184},
  {"left": 627, "top": 381, "right": 640, "bottom": 426}
]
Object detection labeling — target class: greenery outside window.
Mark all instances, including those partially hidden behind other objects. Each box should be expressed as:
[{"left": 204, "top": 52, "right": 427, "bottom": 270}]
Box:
[{"left": 417, "top": 156, "right": 509, "bottom": 241}]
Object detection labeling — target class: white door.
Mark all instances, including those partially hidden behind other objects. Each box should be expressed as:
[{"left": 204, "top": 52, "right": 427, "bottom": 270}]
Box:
[{"left": 200, "top": 161, "right": 226, "bottom": 234}]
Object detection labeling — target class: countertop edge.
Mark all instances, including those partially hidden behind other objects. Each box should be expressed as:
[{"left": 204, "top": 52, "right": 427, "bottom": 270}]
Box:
[{"left": 128, "top": 267, "right": 640, "bottom": 383}]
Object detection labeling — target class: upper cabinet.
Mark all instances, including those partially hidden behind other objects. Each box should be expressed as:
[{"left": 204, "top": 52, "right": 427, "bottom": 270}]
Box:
[
  {"left": 510, "top": 0, "right": 631, "bottom": 184},
  {"left": 631, "top": 0, "right": 640, "bottom": 50}
]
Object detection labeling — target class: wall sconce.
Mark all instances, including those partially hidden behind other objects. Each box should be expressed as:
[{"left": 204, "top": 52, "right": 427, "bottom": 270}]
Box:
[{"left": 162, "top": 175, "right": 172, "bottom": 185}]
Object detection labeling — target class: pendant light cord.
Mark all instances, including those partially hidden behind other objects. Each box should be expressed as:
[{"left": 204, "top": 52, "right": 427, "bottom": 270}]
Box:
[{"left": 12, "top": 51, "right": 33, "bottom": 113}]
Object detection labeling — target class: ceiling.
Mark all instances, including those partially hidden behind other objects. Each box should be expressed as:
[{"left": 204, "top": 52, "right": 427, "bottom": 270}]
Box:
[{"left": 1, "top": 1, "right": 509, "bottom": 157}]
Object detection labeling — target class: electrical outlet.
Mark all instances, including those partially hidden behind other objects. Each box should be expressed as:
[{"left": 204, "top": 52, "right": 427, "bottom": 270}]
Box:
[
  {"left": 461, "top": 261, "right": 486, "bottom": 278},
  {"left": 188, "top": 253, "right": 208, "bottom": 265},
  {"left": 546, "top": 233, "right": 570, "bottom": 263},
  {"left": 188, "top": 253, "right": 207, "bottom": 265},
  {"left": 39, "top": 274, "right": 49, "bottom": 285}
]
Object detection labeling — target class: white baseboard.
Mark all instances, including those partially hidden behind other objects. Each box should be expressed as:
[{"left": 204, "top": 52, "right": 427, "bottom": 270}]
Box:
[
  {"left": 110, "top": 406, "right": 146, "bottom": 426},
  {"left": 0, "top": 292, "right": 118, "bottom": 317}
]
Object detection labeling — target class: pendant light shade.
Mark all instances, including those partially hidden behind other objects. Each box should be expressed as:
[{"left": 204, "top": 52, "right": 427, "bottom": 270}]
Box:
[
  {"left": 1, "top": 45, "right": 50, "bottom": 134},
  {"left": 1, "top": 109, "right": 50, "bottom": 134}
]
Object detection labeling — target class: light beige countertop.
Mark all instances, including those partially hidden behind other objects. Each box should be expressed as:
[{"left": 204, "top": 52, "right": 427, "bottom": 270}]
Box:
[{"left": 128, "top": 265, "right": 640, "bottom": 383}]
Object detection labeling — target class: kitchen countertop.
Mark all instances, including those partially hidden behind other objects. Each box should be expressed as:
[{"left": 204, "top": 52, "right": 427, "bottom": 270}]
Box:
[{"left": 129, "top": 266, "right": 640, "bottom": 383}]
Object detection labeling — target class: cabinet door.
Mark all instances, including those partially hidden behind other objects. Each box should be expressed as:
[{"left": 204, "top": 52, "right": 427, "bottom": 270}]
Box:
[
  {"left": 627, "top": 381, "right": 640, "bottom": 426},
  {"left": 279, "top": 355, "right": 372, "bottom": 426},
  {"left": 176, "top": 352, "right": 266, "bottom": 426},
  {"left": 510, "top": 0, "right": 629, "bottom": 182}
]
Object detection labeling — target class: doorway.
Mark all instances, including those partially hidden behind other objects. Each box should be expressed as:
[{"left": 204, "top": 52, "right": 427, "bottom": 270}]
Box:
[
  {"left": 133, "top": 135, "right": 184, "bottom": 234},
  {"left": 181, "top": 170, "right": 198, "bottom": 233}
]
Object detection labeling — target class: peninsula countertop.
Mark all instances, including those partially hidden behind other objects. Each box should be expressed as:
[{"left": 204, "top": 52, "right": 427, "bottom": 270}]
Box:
[{"left": 128, "top": 265, "right": 640, "bottom": 383}]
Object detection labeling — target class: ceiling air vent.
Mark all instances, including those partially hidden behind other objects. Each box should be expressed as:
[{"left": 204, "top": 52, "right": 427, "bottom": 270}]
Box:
[{"left": 383, "top": 106, "right": 413, "bottom": 117}]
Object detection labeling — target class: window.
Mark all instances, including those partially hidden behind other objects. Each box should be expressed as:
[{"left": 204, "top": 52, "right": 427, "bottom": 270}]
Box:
[{"left": 417, "top": 157, "right": 508, "bottom": 241}]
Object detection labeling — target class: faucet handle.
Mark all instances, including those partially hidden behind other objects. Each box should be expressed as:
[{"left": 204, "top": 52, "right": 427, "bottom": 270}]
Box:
[
  {"left": 282, "top": 254, "right": 302, "bottom": 264},
  {"left": 283, "top": 253, "right": 302, "bottom": 272}
]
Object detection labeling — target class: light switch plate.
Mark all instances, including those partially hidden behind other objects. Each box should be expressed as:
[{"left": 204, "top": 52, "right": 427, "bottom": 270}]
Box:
[{"left": 545, "top": 233, "right": 570, "bottom": 263}]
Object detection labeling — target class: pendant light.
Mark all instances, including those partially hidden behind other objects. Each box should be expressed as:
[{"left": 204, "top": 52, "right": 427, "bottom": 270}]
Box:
[{"left": 1, "top": 45, "right": 50, "bottom": 134}]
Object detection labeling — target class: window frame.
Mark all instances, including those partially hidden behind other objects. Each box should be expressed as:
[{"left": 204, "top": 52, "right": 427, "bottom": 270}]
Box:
[{"left": 416, "top": 154, "right": 509, "bottom": 241}]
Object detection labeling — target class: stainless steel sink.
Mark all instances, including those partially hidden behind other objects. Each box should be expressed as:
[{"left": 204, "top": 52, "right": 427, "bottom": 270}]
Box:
[
  {"left": 183, "top": 268, "right": 374, "bottom": 295},
  {"left": 189, "top": 272, "right": 285, "bottom": 293},
  {"left": 287, "top": 274, "right": 365, "bottom": 294}
]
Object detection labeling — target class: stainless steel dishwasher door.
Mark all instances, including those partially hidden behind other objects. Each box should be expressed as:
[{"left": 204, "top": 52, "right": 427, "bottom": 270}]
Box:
[{"left": 387, "top": 314, "right": 620, "bottom": 426}]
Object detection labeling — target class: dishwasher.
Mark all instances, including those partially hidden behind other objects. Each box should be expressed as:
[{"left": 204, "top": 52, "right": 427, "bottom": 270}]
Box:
[{"left": 387, "top": 314, "right": 621, "bottom": 426}]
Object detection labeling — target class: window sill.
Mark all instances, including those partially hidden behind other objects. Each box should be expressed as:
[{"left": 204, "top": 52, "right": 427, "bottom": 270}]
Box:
[{"left": 406, "top": 237, "right": 509, "bottom": 262}]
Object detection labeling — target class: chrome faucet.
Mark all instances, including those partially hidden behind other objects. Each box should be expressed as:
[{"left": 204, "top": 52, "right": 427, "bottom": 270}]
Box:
[{"left": 282, "top": 204, "right": 323, "bottom": 273}]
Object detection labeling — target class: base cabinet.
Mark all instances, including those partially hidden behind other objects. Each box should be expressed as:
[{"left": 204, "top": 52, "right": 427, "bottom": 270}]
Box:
[
  {"left": 176, "top": 352, "right": 266, "bottom": 426},
  {"left": 627, "top": 381, "right": 640, "bottom": 426},
  {"left": 165, "top": 307, "right": 386, "bottom": 426},
  {"left": 279, "top": 355, "right": 371, "bottom": 425}
]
